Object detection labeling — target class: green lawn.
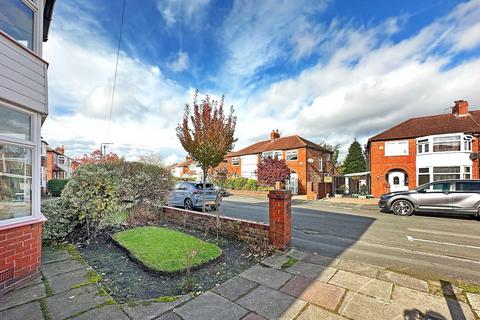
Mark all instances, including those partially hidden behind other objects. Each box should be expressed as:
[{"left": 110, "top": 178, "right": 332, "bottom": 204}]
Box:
[{"left": 112, "top": 226, "right": 222, "bottom": 273}]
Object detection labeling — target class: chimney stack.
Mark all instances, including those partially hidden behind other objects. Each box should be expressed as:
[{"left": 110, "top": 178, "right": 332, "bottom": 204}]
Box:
[
  {"left": 55, "top": 145, "right": 65, "bottom": 154},
  {"left": 453, "top": 100, "right": 469, "bottom": 117},
  {"left": 270, "top": 129, "right": 280, "bottom": 141}
]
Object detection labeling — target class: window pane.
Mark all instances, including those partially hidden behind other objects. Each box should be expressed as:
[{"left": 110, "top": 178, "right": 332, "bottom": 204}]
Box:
[
  {"left": 0, "top": 0, "right": 34, "bottom": 49},
  {"left": 431, "top": 182, "right": 450, "bottom": 192},
  {"left": 433, "top": 166, "right": 460, "bottom": 173},
  {"left": 419, "top": 168, "right": 429, "bottom": 173},
  {"left": 433, "top": 174, "right": 460, "bottom": 181},
  {"left": 433, "top": 141, "right": 461, "bottom": 152},
  {"left": 0, "top": 106, "right": 31, "bottom": 140},
  {"left": 456, "top": 182, "right": 480, "bottom": 191},
  {"left": 418, "top": 174, "right": 430, "bottom": 185},
  {"left": 0, "top": 144, "right": 32, "bottom": 221}
]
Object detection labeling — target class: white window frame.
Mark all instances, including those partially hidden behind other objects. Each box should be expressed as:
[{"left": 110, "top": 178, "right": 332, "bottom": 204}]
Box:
[
  {"left": 416, "top": 133, "right": 473, "bottom": 155},
  {"left": 1, "top": 0, "right": 40, "bottom": 53},
  {"left": 286, "top": 150, "right": 298, "bottom": 161},
  {"left": 384, "top": 140, "right": 409, "bottom": 156},
  {"left": 261, "top": 150, "right": 283, "bottom": 160},
  {"left": 0, "top": 102, "right": 41, "bottom": 228},
  {"left": 231, "top": 157, "right": 239, "bottom": 166},
  {"left": 319, "top": 157, "right": 323, "bottom": 172},
  {"left": 416, "top": 165, "right": 472, "bottom": 187},
  {"left": 58, "top": 155, "right": 65, "bottom": 165}
]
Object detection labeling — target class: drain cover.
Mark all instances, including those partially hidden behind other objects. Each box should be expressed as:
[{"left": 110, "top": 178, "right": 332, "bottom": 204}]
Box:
[{"left": 302, "top": 229, "right": 319, "bottom": 235}]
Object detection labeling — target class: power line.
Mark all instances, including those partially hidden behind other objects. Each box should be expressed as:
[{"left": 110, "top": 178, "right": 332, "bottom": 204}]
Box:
[{"left": 107, "top": 0, "right": 127, "bottom": 137}]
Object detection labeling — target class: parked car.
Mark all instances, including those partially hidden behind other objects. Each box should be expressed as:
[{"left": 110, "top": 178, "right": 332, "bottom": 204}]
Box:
[
  {"left": 168, "top": 182, "right": 221, "bottom": 210},
  {"left": 379, "top": 179, "right": 480, "bottom": 217}
]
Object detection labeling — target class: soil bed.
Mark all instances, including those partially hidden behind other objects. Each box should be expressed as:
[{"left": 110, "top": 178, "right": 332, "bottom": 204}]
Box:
[{"left": 78, "top": 221, "right": 264, "bottom": 303}]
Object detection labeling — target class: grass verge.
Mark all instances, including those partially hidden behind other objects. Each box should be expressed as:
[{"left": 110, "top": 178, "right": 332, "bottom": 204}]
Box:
[{"left": 112, "top": 226, "right": 222, "bottom": 273}]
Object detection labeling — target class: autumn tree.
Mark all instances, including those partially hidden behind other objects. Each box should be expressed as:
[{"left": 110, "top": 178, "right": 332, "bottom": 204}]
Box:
[
  {"left": 77, "top": 149, "right": 121, "bottom": 165},
  {"left": 176, "top": 90, "right": 236, "bottom": 211},
  {"left": 319, "top": 141, "right": 340, "bottom": 166},
  {"left": 138, "top": 153, "right": 164, "bottom": 167},
  {"left": 342, "top": 139, "right": 366, "bottom": 174},
  {"left": 257, "top": 157, "right": 291, "bottom": 187}
]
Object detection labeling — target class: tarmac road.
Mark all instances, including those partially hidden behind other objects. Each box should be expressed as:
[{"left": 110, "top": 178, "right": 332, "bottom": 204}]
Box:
[{"left": 219, "top": 196, "right": 480, "bottom": 285}]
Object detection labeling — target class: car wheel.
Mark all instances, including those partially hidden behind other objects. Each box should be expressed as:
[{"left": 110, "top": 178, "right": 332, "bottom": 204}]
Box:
[
  {"left": 392, "top": 200, "right": 413, "bottom": 216},
  {"left": 184, "top": 198, "right": 193, "bottom": 211}
]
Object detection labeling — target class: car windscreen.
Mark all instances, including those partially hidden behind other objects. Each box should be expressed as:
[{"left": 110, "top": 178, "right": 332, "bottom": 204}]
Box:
[{"left": 194, "top": 183, "right": 214, "bottom": 189}]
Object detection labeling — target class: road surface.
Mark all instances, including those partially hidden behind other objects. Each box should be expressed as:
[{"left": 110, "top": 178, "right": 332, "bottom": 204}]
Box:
[{"left": 219, "top": 196, "right": 480, "bottom": 285}]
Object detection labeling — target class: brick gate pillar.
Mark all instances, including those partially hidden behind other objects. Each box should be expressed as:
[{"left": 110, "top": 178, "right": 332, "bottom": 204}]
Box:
[{"left": 268, "top": 190, "right": 292, "bottom": 250}]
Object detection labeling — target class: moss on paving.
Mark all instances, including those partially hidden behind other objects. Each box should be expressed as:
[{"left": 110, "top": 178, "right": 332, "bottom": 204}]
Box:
[
  {"left": 43, "top": 277, "right": 54, "bottom": 297},
  {"left": 281, "top": 256, "right": 298, "bottom": 269},
  {"left": 153, "top": 296, "right": 180, "bottom": 303},
  {"left": 53, "top": 243, "right": 85, "bottom": 264},
  {"left": 71, "top": 269, "right": 102, "bottom": 289},
  {"left": 112, "top": 226, "right": 222, "bottom": 273},
  {"left": 39, "top": 299, "right": 52, "bottom": 320}
]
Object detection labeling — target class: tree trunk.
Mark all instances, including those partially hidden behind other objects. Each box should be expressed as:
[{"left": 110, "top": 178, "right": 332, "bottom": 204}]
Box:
[{"left": 202, "top": 167, "right": 207, "bottom": 213}]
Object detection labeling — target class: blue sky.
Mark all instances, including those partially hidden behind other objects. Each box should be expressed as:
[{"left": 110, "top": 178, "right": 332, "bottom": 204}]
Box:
[{"left": 41, "top": 0, "right": 480, "bottom": 164}]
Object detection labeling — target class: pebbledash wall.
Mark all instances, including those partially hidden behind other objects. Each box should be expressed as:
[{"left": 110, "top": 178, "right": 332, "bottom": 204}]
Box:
[
  {"left": 0, "top": 222, "right": 44, "bottom": 294},
  {"left": 162, "top": 190, "right": 292, "bottom": 251}
]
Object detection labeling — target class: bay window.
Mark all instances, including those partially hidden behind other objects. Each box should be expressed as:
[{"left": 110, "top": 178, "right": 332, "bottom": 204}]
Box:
[
  {"left": 432, "top": 135, "right": 461, "bottom": 152},
  {"left": 417, "top": 134, "right": 473, "bottom": 154},
  {"left": 0, "top": 104, "right": 36, "bottom": 223},
  {"left": 0, "top": 0, "right": 35, "bottom": 50}
]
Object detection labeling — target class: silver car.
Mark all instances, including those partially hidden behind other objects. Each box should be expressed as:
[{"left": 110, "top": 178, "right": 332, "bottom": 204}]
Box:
[
  {"left": 168, "top": 182, "right": 220, "bottom": 210},
  {"left": 379, "top": 179, "right": 480, "bottom": 217}
]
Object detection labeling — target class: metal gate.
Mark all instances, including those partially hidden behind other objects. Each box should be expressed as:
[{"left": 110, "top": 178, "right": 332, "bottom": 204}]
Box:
[{"left": 286, "top": 173, "right": 298, "bottom": 195}]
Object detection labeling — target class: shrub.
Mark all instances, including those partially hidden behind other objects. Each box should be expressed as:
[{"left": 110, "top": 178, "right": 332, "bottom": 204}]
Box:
[
  {"left": 47, "top": 179, "right": 68, "bottom": 197},
  {"left": 243, "top": 179, "right": 258, "bottom": 191},
  {"left": 232, "top": 177, "right": 249, "bottom": 190},
  {"left": 42, "top": 198, "right": 78, "bottom": 242}
]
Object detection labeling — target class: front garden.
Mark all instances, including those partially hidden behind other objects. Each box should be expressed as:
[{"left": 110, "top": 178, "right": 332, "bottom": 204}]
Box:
[{"left": 41, "top": 161, "right": 268, "bottom": 303}]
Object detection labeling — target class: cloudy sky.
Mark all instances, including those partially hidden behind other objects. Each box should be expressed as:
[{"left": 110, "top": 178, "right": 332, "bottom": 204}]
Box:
[{"left": 41, "top": 0, "right": 480, "bottom": 164}]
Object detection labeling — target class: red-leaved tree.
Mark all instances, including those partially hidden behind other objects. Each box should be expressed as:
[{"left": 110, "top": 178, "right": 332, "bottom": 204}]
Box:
[
  {"left": 257, "top": 158, "right": 291, "bottom": 187},
  {"left": 77, "top": 149, "right": 121, "bottom": 165},
  {"left": 176, "top": 90, "right": 236, "bottom": 211}
]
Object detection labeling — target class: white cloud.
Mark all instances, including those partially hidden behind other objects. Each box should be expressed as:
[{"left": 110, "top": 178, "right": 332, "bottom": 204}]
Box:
[
  {"left": 156, "top": 0, "right": 210, "bottom": 29},
  {"left": 168, "top": 51, "right": 189, "bottom": 72}
]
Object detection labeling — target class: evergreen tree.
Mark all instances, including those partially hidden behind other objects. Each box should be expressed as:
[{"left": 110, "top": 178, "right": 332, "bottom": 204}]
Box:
[{"left": 342, "top": 139, "right": 366, "bottom": 174}]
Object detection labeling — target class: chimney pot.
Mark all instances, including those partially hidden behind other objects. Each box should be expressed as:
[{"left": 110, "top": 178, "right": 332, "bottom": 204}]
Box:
[
  {"left": 270, "top": 130, "right": 280, "bottom": 141},
  {"left": 453, "top": 100, "right": 469, "bottom": 116}
]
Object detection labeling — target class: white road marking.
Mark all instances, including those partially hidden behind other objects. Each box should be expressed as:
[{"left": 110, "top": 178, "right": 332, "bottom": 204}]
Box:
[
  {"left": 407, "top": 235, "right": 480, "bottom": 250},
  {"left": 408, "top": 228, "right": 480, "bottom": 240}
]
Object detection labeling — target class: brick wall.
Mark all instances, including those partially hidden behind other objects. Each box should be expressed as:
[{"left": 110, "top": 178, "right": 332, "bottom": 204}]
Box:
[
  {"left": 162, "top": 207, "right": 269, "bottom": 243},
  {"left": 0, "top": 221, "right": 43, "bottom": 295},
  {"left": 268, "top": 190, "right": 292, "bottom": 250},
  {"left": 369, "top": 139, "right": 417, "bottom": 197}
]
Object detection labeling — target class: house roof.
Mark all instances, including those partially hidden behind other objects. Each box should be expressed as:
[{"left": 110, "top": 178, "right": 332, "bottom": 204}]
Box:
[
  {"left": 228, "top": 135, "right": 331, "bottom": 157},
  {"left": 369, "top": 109, "right": 480, "bottom": 142},
  {"left": 174, "top": 158, "right": 194, "bottom": 168}
]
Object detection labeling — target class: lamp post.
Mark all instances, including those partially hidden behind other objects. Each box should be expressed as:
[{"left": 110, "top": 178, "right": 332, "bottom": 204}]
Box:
[{"left": 100, "top": 143, "right": 113, "bottom": 156}]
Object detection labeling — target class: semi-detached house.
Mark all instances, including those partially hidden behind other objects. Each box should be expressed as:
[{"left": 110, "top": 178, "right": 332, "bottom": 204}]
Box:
[
  {"left": 368, "top": 100, "right": 480, "bottom": 197},
  {"left": 226, "top": 130, "right": 333, "bottom": 195},
  {"left": 0, "top": 0, "right": 55, "bottom": 295}
]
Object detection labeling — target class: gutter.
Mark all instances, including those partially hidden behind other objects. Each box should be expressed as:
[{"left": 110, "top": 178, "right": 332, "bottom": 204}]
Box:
[{"left": 43, "top": 0, "right": 56, "bottom": 42}]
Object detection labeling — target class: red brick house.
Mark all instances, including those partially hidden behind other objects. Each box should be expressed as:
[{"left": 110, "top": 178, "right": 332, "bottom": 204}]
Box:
[
  {"left": 226, "top": 130, "right": 333, "bottom": 195},
  {"left": 368, "top": 100, "right": 480, "bottom": 197},
  {"left": 0, "top": 0, "right": 55, "bottom": 295}
]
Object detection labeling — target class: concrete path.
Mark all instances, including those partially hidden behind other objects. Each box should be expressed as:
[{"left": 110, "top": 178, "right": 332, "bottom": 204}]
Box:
[{"left": 1, "top": 245, "right": 479, "bottom": 319}]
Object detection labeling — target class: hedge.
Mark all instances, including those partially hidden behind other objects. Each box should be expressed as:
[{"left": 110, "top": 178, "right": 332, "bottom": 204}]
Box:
[{"left": 47, "top": 179, "right": 69, "bottom": 197}]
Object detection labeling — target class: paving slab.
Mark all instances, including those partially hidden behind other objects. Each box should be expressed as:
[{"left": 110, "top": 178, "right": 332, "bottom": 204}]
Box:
[
  {"left": 467, "top": 293, "right": 480, "bottom": 316},
  {"left": 175, "top": 291, "right": 248, "bottom": 320},
  {"left": 41, "top": 259, "right": 87, "bottom": 278},
  {"left": 285, "top": 248, "right": 310, "bottom": 261},
  {"left": 284, "top": 261, "right": 337, "bottom": 282},
  {"left": 72, "top": 304, "right": 130, "bottom": 320},
  {"left": 377, "top": 270, "right": 429, "bottom": 292},
  {"left": 391, "top": 285, "right": 476, "bottom": 320},
  {"left": 243, "top": 312, "right": 268, "bottom": 320},
  {"left": 280, "top": 275, "right": 345, "bottom": 311},
  {"left": 302, "top": 253, "right": 339, "bottom": 267},
  {"left": 328, "top": 270, "right": 392, "bottom": 302},
  {"left": 47, "top": 268, "right": 90, "bottom": 294},
  {"left": 157, "top": 312, "right": 183, "bottom": 320},
  {"left": 0, "top": 282, "right": 46, "bottom": 311},
  {"left": 237, "top": 285, "right": 306, "bottom": 320},
  {"left": 335, "top": 260, "right": 381, "bottom": 279},
  {"left": 261, "top": 254, "right": 290, "bottom": 269},
  {"left": 240, "top": 265, "right": 292, "bottom": 289},
  {"left": 0, "top": 301, "right": 43, "bottom": 320},
  {"left": 122, "top": 295, "right": 191, "bottom": 320},
  {"left": 42, "top": 248, "right": 71, "bottom": 264},
  {"left": 45, "top": 284, "right": 110, "bottom": 320},
  {"left": 296, "top": 304, "right": 348, "bottom": 320},
  {"left": 339, "top": 291, "right": 395, "bottom": 320},
  {"left": 212, "top": 276, "right": 259, "bottom": 301}
]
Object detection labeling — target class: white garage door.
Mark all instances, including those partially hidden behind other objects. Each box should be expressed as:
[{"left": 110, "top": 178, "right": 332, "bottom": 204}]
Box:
[{"left": 241, "top": 155, "right": 258, "bottom": 179}]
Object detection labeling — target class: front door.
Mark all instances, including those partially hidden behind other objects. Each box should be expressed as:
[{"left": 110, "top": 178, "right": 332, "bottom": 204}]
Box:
[{"left": 388, "top": 171, "right": 408, "bottom": 192}]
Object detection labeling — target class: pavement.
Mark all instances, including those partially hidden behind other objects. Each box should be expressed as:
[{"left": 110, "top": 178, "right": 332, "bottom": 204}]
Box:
[
  {"left": 1, "top": 246, "right": 479, "bottom": 320},
  {"left": 219, "top": 195, "right": 480, "bottom": 285}
]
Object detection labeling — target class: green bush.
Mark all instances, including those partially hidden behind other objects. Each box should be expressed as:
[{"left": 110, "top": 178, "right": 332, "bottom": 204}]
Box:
[
  {"left": 47, "top": 179, "right": 68, "bottom": 197},
  {"left": 42, "top": 198, "right": 78, "bottom": 242},
  {"left": 243, "top": 179, "right": 258, "bottom": 191},
  {"left": 232, "top": 177, "right": 249, "bottom": 190}
]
